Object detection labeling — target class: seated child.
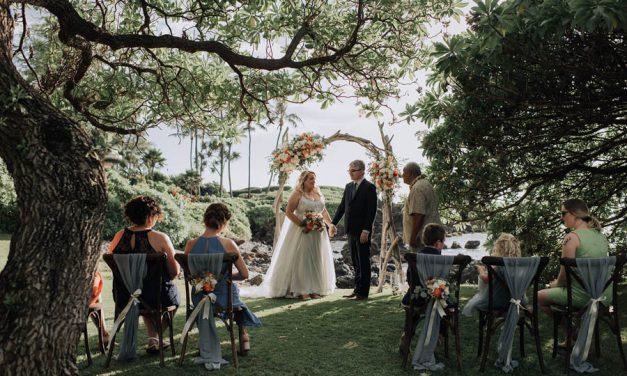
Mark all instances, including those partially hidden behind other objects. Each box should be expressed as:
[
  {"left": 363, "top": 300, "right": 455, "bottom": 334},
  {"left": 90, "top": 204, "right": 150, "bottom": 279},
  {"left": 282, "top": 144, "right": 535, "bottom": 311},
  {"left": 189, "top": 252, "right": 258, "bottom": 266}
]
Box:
[{"left": 462, "top": 233, "right": 521, "bottom": 316}]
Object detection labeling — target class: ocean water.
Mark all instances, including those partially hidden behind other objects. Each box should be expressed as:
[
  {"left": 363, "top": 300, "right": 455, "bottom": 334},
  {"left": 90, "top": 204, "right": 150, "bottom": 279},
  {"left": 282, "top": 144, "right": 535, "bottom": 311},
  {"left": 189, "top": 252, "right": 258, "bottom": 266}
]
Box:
[
  {"left": 442, "top": 232, "right": 488, "bottom": 260},
  {"left": 330, "top": 232, "right": 489, "bottom": 260}
]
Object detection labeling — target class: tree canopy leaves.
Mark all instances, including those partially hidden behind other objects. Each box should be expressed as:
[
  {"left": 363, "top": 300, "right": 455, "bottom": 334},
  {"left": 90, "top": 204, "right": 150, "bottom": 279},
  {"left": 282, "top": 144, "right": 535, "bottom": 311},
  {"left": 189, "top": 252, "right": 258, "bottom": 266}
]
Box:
[{"left": 417, "top": 0, "right": 627, "bottom": 253}]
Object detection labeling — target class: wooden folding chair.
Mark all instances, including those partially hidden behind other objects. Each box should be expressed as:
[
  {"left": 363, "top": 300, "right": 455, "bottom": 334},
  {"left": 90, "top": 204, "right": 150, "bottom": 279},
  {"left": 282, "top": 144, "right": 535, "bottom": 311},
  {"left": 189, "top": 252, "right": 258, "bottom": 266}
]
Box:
[
  {"left": 174, "top": 253, "right": 239, "bottom": 369},
  {"left": 550, "top": 253, "right": 627, "bottom": 373},
  {"left": 103, "top": 253, "right": 177, "bottom": 367},
  {"left": 477, "top": 256, "right": 549, "bottom": 372},
  {"left": 399, "top": 253, "right": 471, "bottom": 370},
  {"left": 82, "top": 302, "right": 106, "bottom": 366}
]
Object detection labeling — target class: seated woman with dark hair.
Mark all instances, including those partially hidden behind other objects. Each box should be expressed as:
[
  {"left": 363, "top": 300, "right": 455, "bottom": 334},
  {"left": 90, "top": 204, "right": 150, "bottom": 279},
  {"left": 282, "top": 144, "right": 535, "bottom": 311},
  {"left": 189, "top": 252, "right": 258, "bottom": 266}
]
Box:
[
  {"left": 108, "top": 195, "right": 181, "bottom": 354},
  {"left": 184, "top": 203, "right": 261, "bottom": 361}
]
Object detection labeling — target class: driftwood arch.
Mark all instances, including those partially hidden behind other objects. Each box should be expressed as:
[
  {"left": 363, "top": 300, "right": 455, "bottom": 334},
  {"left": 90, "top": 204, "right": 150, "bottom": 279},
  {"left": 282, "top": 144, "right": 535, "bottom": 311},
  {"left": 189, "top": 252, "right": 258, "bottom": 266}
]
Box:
[{"left": 271, "top": 124, "right": 403, "bottom": 293}]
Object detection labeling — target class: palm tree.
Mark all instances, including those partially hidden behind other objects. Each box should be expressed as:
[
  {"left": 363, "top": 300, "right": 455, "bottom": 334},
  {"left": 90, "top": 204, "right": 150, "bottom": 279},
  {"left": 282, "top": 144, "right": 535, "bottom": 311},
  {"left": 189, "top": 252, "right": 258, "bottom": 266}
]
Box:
[
  {"left": 173, "top": 169, "right": 202, "bottom": 197},
  {"left": 244, "top": 115, "right": 266, "bottom": 198},
  {"left": 141, "top": 148, "right": 166, "bottom": 180},
  {"left": 226, "top": 141, "right": 241, "bottom": 197},
  {"left": 266, "top": 101, "right": 302, "bottom": 192}
]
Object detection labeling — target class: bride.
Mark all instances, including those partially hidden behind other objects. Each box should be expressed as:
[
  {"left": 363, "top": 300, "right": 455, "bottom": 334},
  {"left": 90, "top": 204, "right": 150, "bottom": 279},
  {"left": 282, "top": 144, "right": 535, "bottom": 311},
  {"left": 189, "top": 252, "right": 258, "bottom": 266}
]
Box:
[{"left": 264, "top": 170, "right": 336, "bottom": 299}]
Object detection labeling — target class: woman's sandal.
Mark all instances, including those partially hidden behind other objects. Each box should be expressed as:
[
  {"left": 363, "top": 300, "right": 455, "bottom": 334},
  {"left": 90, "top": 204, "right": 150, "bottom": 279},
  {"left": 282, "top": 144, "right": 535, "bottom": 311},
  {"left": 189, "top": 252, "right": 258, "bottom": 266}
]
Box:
[
  {"left": 146, "top": 337, "right": 170, "bottom": 355},
  {"left": 310, "top": 293, "right": 322, "bottom": 299},
  {"left": 300, "top": 294, "right": 311, "bottom": 300}
]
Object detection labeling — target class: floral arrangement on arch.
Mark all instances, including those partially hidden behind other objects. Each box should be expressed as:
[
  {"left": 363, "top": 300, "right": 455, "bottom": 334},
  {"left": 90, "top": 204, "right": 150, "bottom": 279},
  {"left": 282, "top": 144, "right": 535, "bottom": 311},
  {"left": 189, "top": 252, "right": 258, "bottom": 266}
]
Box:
[
  {"left": 270, "top": 132, "right": 326, "bottom": 174},
  {"left": 368, "top": 155, "right": 400, "bottom": 193}
]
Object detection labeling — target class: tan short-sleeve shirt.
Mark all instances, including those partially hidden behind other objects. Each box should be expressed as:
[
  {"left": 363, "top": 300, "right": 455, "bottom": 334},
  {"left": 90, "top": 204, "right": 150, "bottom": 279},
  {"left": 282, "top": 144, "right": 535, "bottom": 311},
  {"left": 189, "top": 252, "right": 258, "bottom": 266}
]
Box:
[{"left": 402, "top": 177, "right": 441, "bottom": 246}]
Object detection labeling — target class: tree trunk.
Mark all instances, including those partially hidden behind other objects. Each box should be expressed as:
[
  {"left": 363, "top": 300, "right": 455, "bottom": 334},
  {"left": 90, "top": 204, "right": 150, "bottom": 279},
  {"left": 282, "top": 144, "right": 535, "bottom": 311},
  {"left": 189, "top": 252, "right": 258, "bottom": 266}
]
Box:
[
  {"left": 247, "top": 124, "right": 252, "bottom": 198},
  {"left": 0, "top": 5, "right": 107, "bottom": 374},
  {"left": 219, "top": 143, "right": 224, "bottom": 197},
  {"left": 266, "top": 124, "right": 284, "bottom": 193},
  {"left": 227, "top": 144, "right": 233, "bottom": 197}
]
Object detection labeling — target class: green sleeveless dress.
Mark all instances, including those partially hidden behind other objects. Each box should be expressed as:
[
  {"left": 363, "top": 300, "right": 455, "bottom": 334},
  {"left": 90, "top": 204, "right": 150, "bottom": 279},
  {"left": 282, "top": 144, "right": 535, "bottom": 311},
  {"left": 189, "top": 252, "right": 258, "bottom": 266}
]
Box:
[{"left": 547, "top": 229, "right": 612, "bottom": 307}]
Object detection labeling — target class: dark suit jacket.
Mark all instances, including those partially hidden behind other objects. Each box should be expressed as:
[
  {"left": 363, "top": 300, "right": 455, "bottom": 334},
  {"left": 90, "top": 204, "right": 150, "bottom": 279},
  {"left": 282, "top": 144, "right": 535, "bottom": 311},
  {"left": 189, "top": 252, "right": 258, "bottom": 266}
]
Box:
[{"left": 332, "top": 179, "right": 377, "bottom": 236}]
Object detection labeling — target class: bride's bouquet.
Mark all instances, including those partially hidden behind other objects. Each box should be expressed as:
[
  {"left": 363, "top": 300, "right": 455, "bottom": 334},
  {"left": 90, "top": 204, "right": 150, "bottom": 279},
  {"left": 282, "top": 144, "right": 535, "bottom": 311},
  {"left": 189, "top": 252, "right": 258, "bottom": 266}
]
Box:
[{"left": 301, "top": 211, "right": 325, "bottom": 233}]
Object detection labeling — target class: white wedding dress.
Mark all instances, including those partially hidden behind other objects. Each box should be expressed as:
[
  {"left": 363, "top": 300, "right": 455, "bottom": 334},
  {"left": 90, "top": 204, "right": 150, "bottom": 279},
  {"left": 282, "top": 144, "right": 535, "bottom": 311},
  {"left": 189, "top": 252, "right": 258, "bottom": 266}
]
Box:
[{"left": 263, "top": 194, "right": 336, "bottom": 297}]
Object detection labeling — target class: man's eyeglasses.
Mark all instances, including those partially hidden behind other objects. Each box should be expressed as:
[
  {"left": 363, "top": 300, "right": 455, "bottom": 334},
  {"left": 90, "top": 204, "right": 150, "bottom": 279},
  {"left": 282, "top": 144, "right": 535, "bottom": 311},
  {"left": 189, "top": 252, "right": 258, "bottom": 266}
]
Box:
[{"left": 348, "top": 169, "right": 362, "bottom": 173}]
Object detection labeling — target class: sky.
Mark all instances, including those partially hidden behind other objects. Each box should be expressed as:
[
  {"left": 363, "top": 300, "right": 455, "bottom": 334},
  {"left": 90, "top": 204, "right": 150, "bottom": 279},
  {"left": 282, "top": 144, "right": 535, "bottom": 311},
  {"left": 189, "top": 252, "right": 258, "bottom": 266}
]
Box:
[
  {"left": 148, "top": 89, "right": 429, "bottom": 197},
  {"left": 147, "top": 6, "right": 471, "bottom": 196}
]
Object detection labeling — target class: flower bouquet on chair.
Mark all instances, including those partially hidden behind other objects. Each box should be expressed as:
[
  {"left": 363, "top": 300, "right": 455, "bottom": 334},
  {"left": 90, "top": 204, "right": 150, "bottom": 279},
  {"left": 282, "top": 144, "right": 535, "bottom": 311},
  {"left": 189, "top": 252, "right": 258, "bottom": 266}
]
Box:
[
  {"left": 301, "top": 211, "right": 325, "bottom": 233},
  {"left": 412, "top": 277, "right": 456, "bottom": 316},
  {"left": 193, "top": 272, "right": 218, "bottom": 295}
]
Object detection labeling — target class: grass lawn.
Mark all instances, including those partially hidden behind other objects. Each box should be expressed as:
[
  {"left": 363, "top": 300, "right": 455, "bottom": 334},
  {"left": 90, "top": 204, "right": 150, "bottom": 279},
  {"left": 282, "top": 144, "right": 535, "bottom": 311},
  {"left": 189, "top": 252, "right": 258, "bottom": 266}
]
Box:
[{"left": 1, "top": 235, "right": 626, "bottom": 375}]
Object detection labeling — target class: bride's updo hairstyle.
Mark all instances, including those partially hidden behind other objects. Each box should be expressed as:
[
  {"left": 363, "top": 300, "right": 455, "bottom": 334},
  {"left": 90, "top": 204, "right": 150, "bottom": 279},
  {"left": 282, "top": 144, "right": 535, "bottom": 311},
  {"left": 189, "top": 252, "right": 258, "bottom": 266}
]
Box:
[
  {"left": 563, "top": 199, "right": 602, "bottom": 231},
  {"left": 296, "top": 170, "right": 321, "bottom": 195},
  {"left": 203, "top": 203, "right": 232, "bottom": 230}
]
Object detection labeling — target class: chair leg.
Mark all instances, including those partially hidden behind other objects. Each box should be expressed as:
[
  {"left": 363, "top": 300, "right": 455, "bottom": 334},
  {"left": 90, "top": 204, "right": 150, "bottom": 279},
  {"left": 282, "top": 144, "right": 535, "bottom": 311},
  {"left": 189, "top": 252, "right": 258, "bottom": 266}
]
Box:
[
  {"left": 229, "top": 312, "right": 239, "bottom": 369},
  {"left": 83, "top": 323, "right": 92, "bottom": 366},
  {"left": 477, "top": 312, "right": 485, "bottom": 358},
  {"left": 90, "top": 308, "right": 106, "bottom": 354},
  {"left": 479, "top": 314, "right": 494, "bottom": 372},
  {"left": 565, "top": 314, "right": 572, "bottom": 374},
  {"left": 552, "top": 312, "right": 560, "bottom": 359},
  {"left": 167, "top": 312, "right": 176, "bottom": 357},
  {"left": 533, "top": 311, "right": 545, "bottom": 373},
  {"left": 105, "top": 331, "right": 117, "bottom": 367},
  {"left": 519, "top": 319, "right": 525, "bottom": 358},
  {"left": 612, "top": 311, "right": 627, "bottom": 370},
  {"left": 400, "top": 308, "right": 415, "bottom": 368},
  {"left": 179, "top": 319, "right": 192, "bottom": 367},
  {"left": 443, "top": 320, "right": 449, "bottom": 359},
  {"left": 594, "top": 320, "right": 600, "bottom": 358},
  {"left": 454, "top": 314, "right": 463, "bottom": 372},
  {"left": 157, "top": 316, "right": 165, "bottom": 368}
]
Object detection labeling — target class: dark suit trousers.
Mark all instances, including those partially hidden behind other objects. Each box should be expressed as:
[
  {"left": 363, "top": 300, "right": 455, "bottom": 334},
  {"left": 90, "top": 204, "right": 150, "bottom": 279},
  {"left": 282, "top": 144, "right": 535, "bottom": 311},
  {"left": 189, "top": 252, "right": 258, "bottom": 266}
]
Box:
[{"left": 348, "top": 233, "right": 371, "bottom": 297}]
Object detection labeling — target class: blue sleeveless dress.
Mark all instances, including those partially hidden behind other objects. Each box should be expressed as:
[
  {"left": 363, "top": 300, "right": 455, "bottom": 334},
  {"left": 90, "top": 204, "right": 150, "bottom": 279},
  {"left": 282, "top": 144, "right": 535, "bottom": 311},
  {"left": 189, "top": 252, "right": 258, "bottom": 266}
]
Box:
[{"left": 190, "top": 236, "right": 261, "bottom": 327}]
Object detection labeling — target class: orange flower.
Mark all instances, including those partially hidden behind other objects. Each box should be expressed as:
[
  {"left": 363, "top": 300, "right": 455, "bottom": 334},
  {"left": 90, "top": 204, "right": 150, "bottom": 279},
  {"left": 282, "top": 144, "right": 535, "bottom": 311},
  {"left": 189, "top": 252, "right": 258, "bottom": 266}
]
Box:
[
  {"left": 202, "top": 282, "right": 214, "bottom": 293},
  {"left": 432, "top": 287, "right": 443, "bottom": 299}
]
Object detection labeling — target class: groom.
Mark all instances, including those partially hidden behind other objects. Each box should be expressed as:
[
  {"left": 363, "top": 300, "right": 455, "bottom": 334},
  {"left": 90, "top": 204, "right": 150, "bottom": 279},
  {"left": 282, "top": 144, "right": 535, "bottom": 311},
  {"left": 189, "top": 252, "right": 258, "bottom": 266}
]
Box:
[{"left": 330, "top": 160, "right": 377, "bottom": 300}]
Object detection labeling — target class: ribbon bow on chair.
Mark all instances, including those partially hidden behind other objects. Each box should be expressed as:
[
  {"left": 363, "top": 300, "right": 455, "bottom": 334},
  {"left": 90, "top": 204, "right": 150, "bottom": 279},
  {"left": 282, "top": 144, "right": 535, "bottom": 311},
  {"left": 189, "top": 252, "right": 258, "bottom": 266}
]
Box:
[
  {"left": 181, "top": 292, "right": 217, "bottom": 344},
  {"left": 110, "top": 289, "right": 142, "bottom": 338}
]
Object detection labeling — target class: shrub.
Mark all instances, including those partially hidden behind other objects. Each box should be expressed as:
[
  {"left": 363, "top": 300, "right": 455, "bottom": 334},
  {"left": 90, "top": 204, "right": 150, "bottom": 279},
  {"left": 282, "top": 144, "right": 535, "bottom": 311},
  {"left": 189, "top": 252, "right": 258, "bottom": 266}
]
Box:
[
  {"left": 186, "top": 199, "right": 252, "bottom": 241},
  {"left": 0, "top": 162, "right": 17, "bottom": 233},
  {"left": 105, "top": 170, "right": 189, "bottom": 248}
]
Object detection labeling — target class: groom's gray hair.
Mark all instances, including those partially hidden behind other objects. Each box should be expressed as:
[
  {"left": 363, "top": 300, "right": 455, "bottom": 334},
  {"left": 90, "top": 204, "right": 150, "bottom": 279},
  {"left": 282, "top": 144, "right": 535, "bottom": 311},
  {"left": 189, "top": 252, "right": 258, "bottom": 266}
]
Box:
[{"left": 350, "top": 160, "right": 365, "bottom": 171}]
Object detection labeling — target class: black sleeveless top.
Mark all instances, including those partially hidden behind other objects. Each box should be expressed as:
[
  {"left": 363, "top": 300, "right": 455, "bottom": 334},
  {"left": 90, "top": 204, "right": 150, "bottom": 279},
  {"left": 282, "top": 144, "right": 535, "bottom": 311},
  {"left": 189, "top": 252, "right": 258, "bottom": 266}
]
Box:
[{"left": 112, "top": 229, "right": 179, "bottom": 315}]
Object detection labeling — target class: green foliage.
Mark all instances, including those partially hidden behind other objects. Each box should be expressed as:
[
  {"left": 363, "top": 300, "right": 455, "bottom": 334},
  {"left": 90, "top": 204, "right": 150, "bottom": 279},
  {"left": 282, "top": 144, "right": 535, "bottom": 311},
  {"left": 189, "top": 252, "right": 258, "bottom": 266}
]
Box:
[
  {"left": 105, "top": 170, "right": 188, "bottom": 247},
  {"left": 199, "top": 182, "right": 226, "bottom": 197},
  {"left": 171, "top": 170, "right": 202, "bottom": 196},
  {"left": 0, "top": 162, "right": 16, "bottom": 233},
  {"left": 246, "top": 204, "right": 275, "bottom": 234},
  {"left": 185, "top": 199, "right": 252, "bottom": 241},
  {"left": 415, "top": 0, "right": 627, "bottom": 254}
]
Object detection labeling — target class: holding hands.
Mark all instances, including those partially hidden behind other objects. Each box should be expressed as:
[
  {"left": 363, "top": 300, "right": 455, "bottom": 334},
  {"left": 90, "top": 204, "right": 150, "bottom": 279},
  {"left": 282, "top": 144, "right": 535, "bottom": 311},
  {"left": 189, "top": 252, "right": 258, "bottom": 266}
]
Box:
[{"left": 328, "top": 224, "right": 337, "bottom": 237}]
